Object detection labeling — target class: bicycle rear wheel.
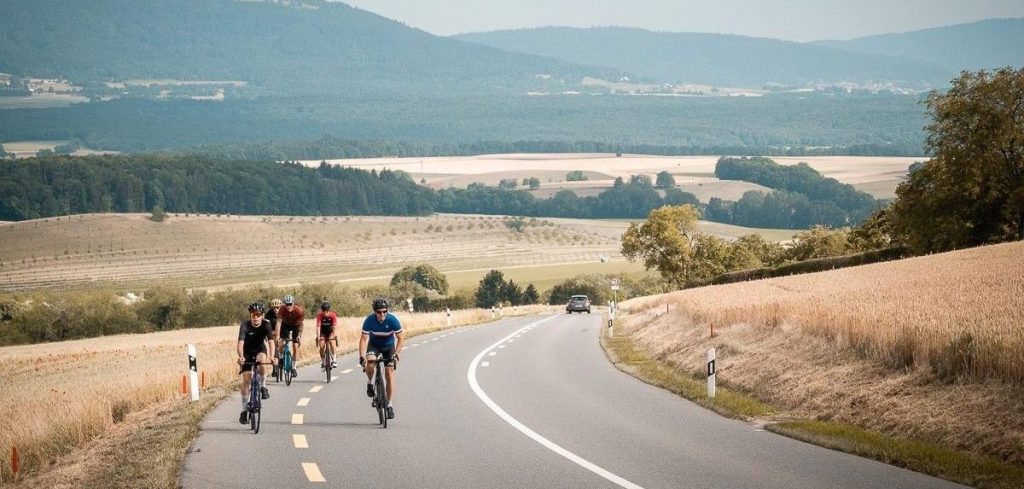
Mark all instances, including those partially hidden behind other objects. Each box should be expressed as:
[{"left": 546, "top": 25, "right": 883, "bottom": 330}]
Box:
[{"left": 251, "top": 407, "right": 261, "bottom": 433}]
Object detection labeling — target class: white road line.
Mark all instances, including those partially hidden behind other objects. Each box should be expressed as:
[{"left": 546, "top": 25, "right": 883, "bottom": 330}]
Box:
[
  {"left": 431, "top": 338, "right": 439, "bottom": 341},
  {"left": 488, "top": 352, "right": 497, "bottom": 356},
  {"left": 498, "top": 345, "right": 506, "bottom": 349},
  {"left": 297, "top": 398, "right": 310, "bottom": 407},
  {"left": 331, "top": 375, "right": 338, "bottom": 381},
  {"left": 293, "top": 434, "right": 309, "bottom": 448},
  {"left": 467, "top": 315, "right": 643, "bottom": 489},
  {"left": 481, "top": 362, "right": 490, "bottom": 367},
  {"left": 507, "top": 339, "right": 515, "bottom": 343},
  {"left": 341, "top": 368, "right": 353, "bottom": 374},
  {"left": 309, "top": 386, "right": 323, "bottom": 393},
  {"left": 292, "top": 413, "right": 304, "bottom": 425},
  {"left": 302, "top": 462, "right": 326, "bottom": 482},
  {"left": 418, "top": 342, "right": 428, "bottom": 345}
]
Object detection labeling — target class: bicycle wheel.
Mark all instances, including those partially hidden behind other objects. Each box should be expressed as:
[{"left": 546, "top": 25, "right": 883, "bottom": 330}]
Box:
[
  {"left": 273, "top": 355, "right": 281, "bottom": 383},
  {"left": 284, "top": 351, "right": 293, "bottom": 386},
  {"left": 325, "top": 356, "right": 332, "bottom": 383},
  {"left": 375, "top": 368, "right": 388, "bottom": 428},
  {"left": 251, "top": 407, "right": 261, "bottom": 434}
]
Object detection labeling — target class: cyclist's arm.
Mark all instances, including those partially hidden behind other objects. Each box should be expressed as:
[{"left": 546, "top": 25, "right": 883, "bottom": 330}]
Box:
[
  {"left": 265, "top": 336, "right": 275, "bottom": 362},
  {"left": 394, "top": 330, "right": 405, "bottom": 358},
  {"left": 237, "top": 340, "right": 245, "bottom": 364},
  {"left": 358, "top": 331, "right": 368, "bottom": 359},
  {"left": 316, "top": 312, "right": 324, "bottom": 330},
  {"left": 330, "top": 312, "right": 338, "bottom": 337}
]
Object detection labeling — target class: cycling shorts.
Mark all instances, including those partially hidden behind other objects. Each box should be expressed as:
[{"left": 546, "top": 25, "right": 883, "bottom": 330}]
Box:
[
  {"left": 239, "top": 345, "right": 268, "bottom": 375},
  {"left": 280, "top": 323, "right": 302, "bottom": 343},
  {"left": 367, "top": 344, "right": 396, "bottom": 365}
]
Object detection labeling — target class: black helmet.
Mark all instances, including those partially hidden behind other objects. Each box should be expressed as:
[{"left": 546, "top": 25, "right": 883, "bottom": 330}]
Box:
[
  {"left": 248, "top": 301, "right": 264, "bottom": 313},
  {"left": 372, "top": 297, "right": 389, "bottom": 311},
  {"left": 320, "top": 301, "right": 331, "bottom": 311}
]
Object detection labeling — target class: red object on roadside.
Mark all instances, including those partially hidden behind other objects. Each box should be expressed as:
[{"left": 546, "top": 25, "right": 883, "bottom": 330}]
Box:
[
  {"left": 201, "top": 371, "right": 206, "bottom": 389},
  {"left": 181, "top": 374, "right": 186, "bottom": 394},
  {"left": 12, "top": 445, "right": 18, "bottom": 475}
]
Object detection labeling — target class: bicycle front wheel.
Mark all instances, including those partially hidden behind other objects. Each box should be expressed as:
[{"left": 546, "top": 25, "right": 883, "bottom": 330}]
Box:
[
  {"left": 251, "top": 407, "right": 261, "bottom": 434},
  {"left": 375, "top": 371, "right": 388, "bottom": 428}
]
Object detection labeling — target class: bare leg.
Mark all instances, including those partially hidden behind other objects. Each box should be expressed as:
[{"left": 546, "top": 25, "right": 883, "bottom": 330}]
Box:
[{"left": 385, "top": 365, "right": 395, "bottom": 402}]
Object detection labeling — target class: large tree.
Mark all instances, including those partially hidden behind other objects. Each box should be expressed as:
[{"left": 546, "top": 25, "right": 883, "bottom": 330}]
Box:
[
  {"left": 620, "top": 204, "right": 701, "bottom": 287},
  {"left": 390, "top": 264, "right": 449, "bottom": 295},
  {"left": 891, "top": 67, "right": 1024, "bottom": 253}
]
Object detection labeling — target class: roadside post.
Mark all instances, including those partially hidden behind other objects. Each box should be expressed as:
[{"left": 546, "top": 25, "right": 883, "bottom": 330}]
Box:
[
  {"left": 498, "top": 304, "right": 503, "bottom": 316},
  {"left": 446, "top": 307, "right": 452, "bottom": 327},
  {"left": 707, "top": 348, "right": 716, "bottom": 399},
  {"left": 490, "top": 306, "right": 495, "bottom": 319},
  {"left": 407, "top": 297, "right": 414, "bottom": 313},
  {"left": 608, "top": 278, "right": 620, "bottom": 338},
  {"left": 187, "top": 344, "right": 199, "bottom": 401}
]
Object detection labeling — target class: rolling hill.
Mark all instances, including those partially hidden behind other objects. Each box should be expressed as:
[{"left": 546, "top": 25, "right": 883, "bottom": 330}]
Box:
[
  {"left": 0, "top": 0, "right": 619, "bottom": 96},
  {"left": 815, "top": 18, "right": 1024, "bottom": 73},
  {"left": 453, "top": 26, "right": 951, "bottom": 89}
]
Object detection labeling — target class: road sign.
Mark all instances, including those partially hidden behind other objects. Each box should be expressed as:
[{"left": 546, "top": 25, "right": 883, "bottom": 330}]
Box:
[{"left": 610, "top": 278, "right": 619, "bottom": 291}]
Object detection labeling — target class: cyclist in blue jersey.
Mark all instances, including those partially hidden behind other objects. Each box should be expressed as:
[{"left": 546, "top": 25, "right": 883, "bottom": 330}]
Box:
[{"left": 359, "top": 297, "right": 404, "bottom": 420}]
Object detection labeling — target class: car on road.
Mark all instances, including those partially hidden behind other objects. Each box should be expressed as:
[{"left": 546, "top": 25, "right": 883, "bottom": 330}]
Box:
[{"left": 566, "top": 295, "right": 591, "bottom": 314}]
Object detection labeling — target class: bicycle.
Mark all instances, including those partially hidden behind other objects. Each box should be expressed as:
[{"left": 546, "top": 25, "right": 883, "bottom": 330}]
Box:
[
  {"left": 369, "top": 355, "right": 396, "bottom": 428},
  {"left": 242, "top": 361, "right": 272, "bottom": 434},
  {"left": 275, "top": 338, "right": 295, "bottom": 386},
  {"left": 320, "top": 337, "right": 337, "bottom": 383}
]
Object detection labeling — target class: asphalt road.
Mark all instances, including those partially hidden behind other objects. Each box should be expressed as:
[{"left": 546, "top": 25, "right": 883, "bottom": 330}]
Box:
[{"left": 182, "top": 313, "right": 965, "bottom": 488}]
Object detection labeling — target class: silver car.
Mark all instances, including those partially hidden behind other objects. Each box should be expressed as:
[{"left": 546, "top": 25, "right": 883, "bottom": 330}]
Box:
[{"left": 566, "top": 295, "right": 591, "bottom": 314}]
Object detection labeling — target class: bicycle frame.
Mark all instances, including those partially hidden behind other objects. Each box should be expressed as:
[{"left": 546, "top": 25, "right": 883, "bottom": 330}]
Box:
[
  {"left": 369, "top": 355, "right": 395, "bottom": 428},
  {"left": 320, "top": 337, "right": 338, "bottom": 383},
  {"left": 243, "top": 362, "right": 270, "bottom": 434},
  {"left": 282, "top": 339, "right": 294, "bottom": 386}
]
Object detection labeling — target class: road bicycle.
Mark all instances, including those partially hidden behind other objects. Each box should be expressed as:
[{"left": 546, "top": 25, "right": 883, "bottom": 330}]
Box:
[
  {"left": 369, "top": 355, "right": 396, "bottom": 428},
  {"left": 320, "top": 337, "right": 337, "bottom": 383},
  {"left": 277, "top": 338, "right": 295, "bottom": 386},
  {"left": 242, "top": 361, "right": 272, "bottom": 434}
]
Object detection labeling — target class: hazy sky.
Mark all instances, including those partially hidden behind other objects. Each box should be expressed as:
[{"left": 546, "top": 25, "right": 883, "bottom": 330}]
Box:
[{"left": 340, "top": 0, "right": 1024, "bottom": 41}]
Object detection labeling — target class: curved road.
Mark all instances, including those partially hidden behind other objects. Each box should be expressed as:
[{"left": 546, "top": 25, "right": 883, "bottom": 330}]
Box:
[{"left": 182, "top": 314, "right": 964, "bottom": 488}]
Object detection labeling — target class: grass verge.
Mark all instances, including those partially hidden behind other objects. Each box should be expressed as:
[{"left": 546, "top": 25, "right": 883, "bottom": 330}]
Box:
[
  {"left": 600, "top": 324, "right": 1024, "bottom": 489},
  {"left": 769, "top": 422, "right": 1024, "bottom": 489}
]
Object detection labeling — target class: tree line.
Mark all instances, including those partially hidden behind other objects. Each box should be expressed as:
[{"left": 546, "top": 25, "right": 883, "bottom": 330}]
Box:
[{"left": 705, "top": 156, "right": 882, "bottom": 228}]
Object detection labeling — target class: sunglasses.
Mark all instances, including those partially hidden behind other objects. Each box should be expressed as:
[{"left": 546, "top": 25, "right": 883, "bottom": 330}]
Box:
[
  {"left": 375, "top": 309, "right": 388, "bottom": 314},
  {"left": 250, "top": 312, "right": 264, "bottom": 317},
  {"left": 284, "top": 303, "right": 294, "bottom": 307}
]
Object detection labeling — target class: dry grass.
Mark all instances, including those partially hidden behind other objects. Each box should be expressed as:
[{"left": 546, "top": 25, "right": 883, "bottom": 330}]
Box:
[
  {"left": 618, "top": 241, "right": 1024, "bottom": 465},
  {"left": 0, "top": 307, "right": 539, "bottom": 483}
]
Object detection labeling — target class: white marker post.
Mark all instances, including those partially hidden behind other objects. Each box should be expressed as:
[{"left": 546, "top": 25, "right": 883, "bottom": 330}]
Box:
[
  {"left": 706, "top": 348, "right": 716, "bottom": 399},
  {"left": 187, "top": 344, "right": 199, "bottom": 401},
  {"left": 407, "top": 297, "right": 414, "bottom": 313},
  {"left": 490, "top": 306, "right": 496, "bottom": 319},
  {"left": 498, "top": 304, "right": 503, "bottom": 317},
  {"left": 446, "top": 307, "right": 452, "bottom": 327}
]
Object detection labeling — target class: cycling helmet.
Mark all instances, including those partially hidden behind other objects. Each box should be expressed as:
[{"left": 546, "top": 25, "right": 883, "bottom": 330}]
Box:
[
  {"left": 372, "top": 297, "right": 389, "bottom": 311},
  {"left": 270, "top": 298, "right": 283, "bottom": 308},
  {"left": 283, "top": 295, "right": 295, "bottom": 305},
  {"left": 248, "top": 301, "right": 264, "bottom": 313},
  {"left": 320, "top": 301, "right": 331, "bottom": 311}
]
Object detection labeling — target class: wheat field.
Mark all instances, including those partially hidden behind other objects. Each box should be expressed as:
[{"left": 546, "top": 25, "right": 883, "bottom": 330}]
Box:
[
  {"left": 618, "top": 240, "right": 1024, "bottom": 463},
  {"left": 0, "top": 306, "right": 557, "bottom": 482}
]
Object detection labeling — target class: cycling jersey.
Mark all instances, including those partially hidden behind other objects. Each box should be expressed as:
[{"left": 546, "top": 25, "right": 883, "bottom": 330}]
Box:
[
  {"left": 278, "top": 304, "right": 305, "bottom": 326},
  {"left": 264, "top": 306, "right": 279, "bottom": 333},
  {"left": 317, "top": 311, "right": 338, "bottom": 338},
  {"left": 238, "top": 318, "right": 273, "bottom": 355},
  {"left": 361, "top": 313, "right": 402, "bottom": 349}
]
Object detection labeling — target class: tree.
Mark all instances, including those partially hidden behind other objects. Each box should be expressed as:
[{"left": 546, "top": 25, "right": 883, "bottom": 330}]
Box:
[
  {"left": 522, "top": 284, "right": 539, "bottom": 304},
  {"left": 785, "top": 226, "right": 851, "bottom": 261},
  {"left": 390, "top": 264, "right": 449, "bottom": 295},
  {"left": 500, "top": 279, "right": 523, "bottom": 306},
  {"left": 526, "top": 177, "right": 541, "bottom": 189},
  {"left": 566, "top": 170, "right": 588, "bottom": 182},
  {"left": 620, "top": 205, "right": 701, "bottom": 287},
  {"left": 474, "top": 270, "right": 505, "bottom": 308},
  {"left": 890, "top": 67, "right": 1024, "bottom": 253},
  {"left": 149, "top": 204, "right": 166, "bottom": 222},
  {"left": 691, "top": 234, "right": 730, "bottom": 282},
  {"left": 629, "top": 174, "right": 653, "bottom": 187},
  {"left": 655, "top": 171, "right": 676, "bottom": 188},
  {"left": 498, "top": 178, "right": 518, "bottom": 189}
]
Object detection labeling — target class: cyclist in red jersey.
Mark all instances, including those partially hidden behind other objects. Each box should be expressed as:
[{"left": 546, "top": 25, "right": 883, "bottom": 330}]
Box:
[{"left": 316, "top": 301, "right": 338, "bottom": 370}]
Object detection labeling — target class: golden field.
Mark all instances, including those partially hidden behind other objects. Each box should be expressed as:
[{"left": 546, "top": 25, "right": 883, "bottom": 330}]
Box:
[
  {"left": 0, "top": 306, "right": 556, "bottom": 482},
  {"left": 618, "top": 240, "right": 1024, "bottom": 464},
  {"left": 305, "top": 153, "right": 919, "bottom": 200}
]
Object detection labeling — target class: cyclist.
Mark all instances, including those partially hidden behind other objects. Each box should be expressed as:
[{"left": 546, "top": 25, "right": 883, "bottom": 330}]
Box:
[
  {"left": 265, "top": 298, "right": 282, "bottom": 377},
  {"left": 238, "top": 302, "right": 275, "bottom": 424},
  {"left": 359, "top": 297, "right": 404, "bottom": 420},
  {"left": 276, "top": 294, "right": 304, "bottom": 378},
  {"left": 316, "top": 301, "right": 339, "bottom": 370}
]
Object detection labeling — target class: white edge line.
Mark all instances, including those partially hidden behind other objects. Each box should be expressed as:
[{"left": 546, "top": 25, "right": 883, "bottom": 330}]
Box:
[{"left": 467, "top": 315, "right": 643, "bottom": 489}]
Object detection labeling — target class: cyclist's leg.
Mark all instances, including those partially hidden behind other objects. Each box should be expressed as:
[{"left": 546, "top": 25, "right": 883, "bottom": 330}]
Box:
[
  {"left": 329, "top": 335, "right": 337, "bottom": 365},
  {"left": 294, "top": 325, "right": 303, "bottom": 361},
  {"left": 364, "top": 349, "right": 377, "bottom": 381},
  {"left": 382, "top": 348, "right": 396, "bottom": 403}
]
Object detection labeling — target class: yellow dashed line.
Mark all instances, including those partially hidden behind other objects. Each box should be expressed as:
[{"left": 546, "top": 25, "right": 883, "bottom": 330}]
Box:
[
  {"left": 293, "top": 434, "right": 309, "bottom": 448},
  {"left": 292, "top": 413, "right": 304, "bottom": 425},
  {"left": 302, "top": 462, "right": 326, "bottom": 482},
  {"left": 309, "top": 386, "right": 323, "bottom": 393},
  {"left": 297, "top": 398, "right": 310, "bottom": 407}
]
